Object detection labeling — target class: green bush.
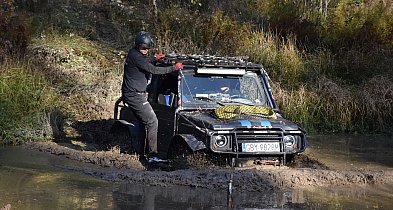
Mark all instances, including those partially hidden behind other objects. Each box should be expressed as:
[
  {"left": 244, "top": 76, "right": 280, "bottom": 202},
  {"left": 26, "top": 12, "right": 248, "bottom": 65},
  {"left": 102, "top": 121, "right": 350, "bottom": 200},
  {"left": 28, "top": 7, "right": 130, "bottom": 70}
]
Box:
[
  {"left": 0, "top": 59, "right": 60, "bottom": 144},
  {"left": 157, "top": 8, "right": 250, "bottom": 55},
  {"left": 157, "top": 5, "right": 204, "bottom": 53}
]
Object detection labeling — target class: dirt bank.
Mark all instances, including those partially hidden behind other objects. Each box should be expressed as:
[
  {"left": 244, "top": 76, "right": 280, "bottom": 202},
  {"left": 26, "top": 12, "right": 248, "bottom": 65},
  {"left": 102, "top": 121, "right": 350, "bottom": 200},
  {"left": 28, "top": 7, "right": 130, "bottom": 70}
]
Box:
[{"left": 23, "top": 141, "right": 393, "bottom": 192}]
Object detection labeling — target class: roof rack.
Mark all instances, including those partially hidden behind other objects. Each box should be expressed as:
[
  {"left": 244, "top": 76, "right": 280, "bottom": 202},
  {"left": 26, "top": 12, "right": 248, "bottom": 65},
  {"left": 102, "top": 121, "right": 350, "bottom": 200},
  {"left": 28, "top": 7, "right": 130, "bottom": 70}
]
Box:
[{"left": 156, "top": 54, "right": 262, "bottom": 70}]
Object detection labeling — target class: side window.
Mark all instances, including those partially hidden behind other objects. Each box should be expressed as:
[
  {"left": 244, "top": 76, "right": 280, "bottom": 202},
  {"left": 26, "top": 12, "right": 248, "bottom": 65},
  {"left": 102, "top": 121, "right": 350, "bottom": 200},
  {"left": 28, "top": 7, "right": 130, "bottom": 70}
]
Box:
[{"left": 156, "top": 73, "right": 178, "bottom": 107}]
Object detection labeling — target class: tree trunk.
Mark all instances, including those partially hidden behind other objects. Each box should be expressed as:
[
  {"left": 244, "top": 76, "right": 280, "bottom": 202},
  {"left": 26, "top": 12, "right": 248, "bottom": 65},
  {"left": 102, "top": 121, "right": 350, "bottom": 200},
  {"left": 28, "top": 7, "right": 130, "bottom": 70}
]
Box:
[{"left": 151, "top": 0, "right": 161, "bottom": 52}]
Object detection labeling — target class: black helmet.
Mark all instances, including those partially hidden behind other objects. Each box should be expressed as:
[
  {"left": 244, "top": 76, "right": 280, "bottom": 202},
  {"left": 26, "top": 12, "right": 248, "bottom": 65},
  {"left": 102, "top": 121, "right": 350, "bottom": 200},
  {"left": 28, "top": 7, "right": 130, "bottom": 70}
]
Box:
[{"left": 134, "top": 31, "right": 154, "bottom": 49}]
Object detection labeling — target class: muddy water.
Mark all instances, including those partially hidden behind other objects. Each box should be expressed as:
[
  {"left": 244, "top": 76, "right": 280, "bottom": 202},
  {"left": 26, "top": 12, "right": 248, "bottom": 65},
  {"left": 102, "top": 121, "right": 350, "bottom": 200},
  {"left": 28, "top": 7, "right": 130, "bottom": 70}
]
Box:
[
  {"left": 306, "top": 134, "right": 393, "bottom": 170},
  {"left": 1, "top": 135, "right": 393, "bottom": 210},
  {"left": 0, "top": 147, "right": 301, "bottom": 209}
]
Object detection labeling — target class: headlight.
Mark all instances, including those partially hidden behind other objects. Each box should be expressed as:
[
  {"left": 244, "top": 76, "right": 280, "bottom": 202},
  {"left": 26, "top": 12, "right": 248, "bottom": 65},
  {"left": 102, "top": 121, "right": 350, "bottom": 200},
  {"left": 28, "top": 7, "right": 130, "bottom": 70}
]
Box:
[
  {"left": 213, "top": 135, "right": 228, "bottom": 147},
  {"left": 283, "top": 135, "right": 295, "bottom": 147}
]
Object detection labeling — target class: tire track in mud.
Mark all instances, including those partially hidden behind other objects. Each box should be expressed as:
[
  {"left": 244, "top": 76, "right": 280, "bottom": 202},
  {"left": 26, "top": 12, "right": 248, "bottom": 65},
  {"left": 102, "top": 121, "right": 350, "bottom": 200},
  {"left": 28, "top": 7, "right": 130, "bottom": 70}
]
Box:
[{"left": 23, "top": 142, "right": 393, "bottom": 192}]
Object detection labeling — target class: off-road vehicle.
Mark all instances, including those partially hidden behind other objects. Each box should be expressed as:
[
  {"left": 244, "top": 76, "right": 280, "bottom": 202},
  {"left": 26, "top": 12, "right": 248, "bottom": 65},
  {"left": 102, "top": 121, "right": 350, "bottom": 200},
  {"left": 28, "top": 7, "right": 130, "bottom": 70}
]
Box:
[{"left": 113, "top": 54, "right": 307, "bottom": 166}]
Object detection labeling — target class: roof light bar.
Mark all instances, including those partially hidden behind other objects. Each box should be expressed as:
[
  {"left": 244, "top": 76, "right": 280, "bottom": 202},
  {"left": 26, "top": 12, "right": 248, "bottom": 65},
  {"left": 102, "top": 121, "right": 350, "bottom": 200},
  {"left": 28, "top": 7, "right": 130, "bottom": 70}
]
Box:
[{"left": 196, "top": 68, "right": 246, "bottom": 75}]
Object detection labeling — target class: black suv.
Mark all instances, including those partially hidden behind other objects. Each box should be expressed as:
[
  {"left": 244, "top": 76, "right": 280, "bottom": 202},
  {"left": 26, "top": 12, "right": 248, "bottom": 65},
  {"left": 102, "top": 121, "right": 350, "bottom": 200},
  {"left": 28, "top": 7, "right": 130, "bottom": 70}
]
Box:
[{"left": 114, "top": 54, "right": 307, "bottom": 165}]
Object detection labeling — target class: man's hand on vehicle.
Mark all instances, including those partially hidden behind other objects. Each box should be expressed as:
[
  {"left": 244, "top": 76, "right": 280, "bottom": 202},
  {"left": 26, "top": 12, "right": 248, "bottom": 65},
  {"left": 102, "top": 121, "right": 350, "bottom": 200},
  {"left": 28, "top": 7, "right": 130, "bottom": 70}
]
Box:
[
  {"left": 155, "top": 54, "right": 165, "bottom": 61},
  {"left": 174, "top": 62, "right": 183, "bottom": 71}
]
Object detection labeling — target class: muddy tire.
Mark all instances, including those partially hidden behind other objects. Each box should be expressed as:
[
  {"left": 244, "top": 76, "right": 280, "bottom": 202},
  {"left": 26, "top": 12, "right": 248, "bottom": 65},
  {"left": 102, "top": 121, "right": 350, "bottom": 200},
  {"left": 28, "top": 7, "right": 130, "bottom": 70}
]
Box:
[
  {"left": 287, "top": 154, "right": 329, "bottom": 169},
  {"left": 167, "top": 138, "right": 195, "bottom": 169},
  {"left": 167, "top": 138, "right": 230, "bottom": 169},
  {"left": 110, "top": 122, "right": 143, "bottom": 155},
  {"left": 110, "top": 129, "right": 134, "bottom": 153}
]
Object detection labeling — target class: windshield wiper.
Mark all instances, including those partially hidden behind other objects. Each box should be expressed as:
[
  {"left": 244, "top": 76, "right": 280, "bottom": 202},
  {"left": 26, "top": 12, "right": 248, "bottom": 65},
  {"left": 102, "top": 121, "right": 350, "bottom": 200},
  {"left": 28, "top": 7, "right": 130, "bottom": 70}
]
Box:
[
  {"left": 224, "top": 100, "right": 254, "bottom": 106},
  {"left": 192, "top": 96, "right": 224, "bottom": 106}
]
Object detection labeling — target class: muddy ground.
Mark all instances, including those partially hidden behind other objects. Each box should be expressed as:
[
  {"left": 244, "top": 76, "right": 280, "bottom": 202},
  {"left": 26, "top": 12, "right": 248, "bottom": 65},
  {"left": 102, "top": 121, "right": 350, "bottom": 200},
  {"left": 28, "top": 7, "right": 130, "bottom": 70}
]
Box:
[{"left": 23, "top": 140, "right": 393, "bottom": 193}]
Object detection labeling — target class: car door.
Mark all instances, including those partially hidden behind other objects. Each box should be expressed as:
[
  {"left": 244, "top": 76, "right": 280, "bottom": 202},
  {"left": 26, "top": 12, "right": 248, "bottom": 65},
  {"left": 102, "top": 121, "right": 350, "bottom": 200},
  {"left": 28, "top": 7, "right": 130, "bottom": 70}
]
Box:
[{"left": 149, "top": 73, "right": 178, "bottom": 156}]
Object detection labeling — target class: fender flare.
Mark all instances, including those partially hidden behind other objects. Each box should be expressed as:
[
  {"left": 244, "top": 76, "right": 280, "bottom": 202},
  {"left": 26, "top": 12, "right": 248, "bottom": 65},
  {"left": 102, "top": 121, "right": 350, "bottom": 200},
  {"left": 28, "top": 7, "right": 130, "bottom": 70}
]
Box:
[{"left": 173, "top": 134, "right": 206, "bottom": 152}]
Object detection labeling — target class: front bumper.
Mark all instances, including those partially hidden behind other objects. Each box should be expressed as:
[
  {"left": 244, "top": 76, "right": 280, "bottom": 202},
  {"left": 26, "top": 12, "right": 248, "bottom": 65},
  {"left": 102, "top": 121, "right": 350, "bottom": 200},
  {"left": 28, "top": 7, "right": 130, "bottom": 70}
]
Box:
[{"left": 209, "top": 128, "right": 307, "bottom": 156}]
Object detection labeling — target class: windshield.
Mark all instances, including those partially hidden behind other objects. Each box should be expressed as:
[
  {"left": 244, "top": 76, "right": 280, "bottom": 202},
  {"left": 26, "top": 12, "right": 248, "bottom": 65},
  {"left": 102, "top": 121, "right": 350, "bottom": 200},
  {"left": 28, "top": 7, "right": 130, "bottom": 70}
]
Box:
[{"left": 180, "top": 72, "right": 271, "bottom": 108}]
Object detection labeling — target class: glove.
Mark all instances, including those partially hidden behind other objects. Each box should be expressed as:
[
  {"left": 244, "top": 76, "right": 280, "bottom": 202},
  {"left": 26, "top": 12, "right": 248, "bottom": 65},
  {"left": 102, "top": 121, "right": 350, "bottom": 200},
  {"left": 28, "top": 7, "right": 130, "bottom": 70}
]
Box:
[
  {"left": 155, "top": 54, "right": 165, "bottom": 61},
  {"left": 174, "top": 62, "right": 183, "bottom": 71}
]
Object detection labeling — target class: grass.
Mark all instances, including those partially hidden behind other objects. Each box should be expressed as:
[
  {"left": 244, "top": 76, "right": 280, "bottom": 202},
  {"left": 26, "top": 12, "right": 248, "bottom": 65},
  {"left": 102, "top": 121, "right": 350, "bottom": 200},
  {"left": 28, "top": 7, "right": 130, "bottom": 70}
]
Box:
[
  {"left": 0, "top": 59, "right": 61, "bottom": 144},
  {"left": 240, "top": 31, "right": 307, "bottom": 87},
  {"left": 30, "top": 32, "right": 124, "bottom": 121},
  {"left": 31, "top": 32, "right": 124, "bottom": 92},
  {"left": 272, "top": 75, "right": 393, "bottom": 134},
  {"left": 32, "top": 33, "right": 124, "bottom": 77},
  {"left": 233, "top": 24, "right": 393, "bottom": 133}
]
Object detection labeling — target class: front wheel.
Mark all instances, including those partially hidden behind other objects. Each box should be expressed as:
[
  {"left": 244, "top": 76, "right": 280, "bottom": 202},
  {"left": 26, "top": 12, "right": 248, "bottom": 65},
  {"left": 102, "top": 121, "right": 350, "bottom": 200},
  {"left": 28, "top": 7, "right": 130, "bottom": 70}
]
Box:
[
  {"left": 167, "top": 138, "right": 194, "bottom": 169},
  {"left": 169, "top": 139, "right": 233, "bottom": 169}
]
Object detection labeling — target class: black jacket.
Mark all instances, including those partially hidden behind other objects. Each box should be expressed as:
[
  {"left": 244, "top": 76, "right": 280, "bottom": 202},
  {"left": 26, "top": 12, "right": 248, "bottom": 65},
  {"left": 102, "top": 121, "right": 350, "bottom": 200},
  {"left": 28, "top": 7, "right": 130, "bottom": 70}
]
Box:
[{"left": 121, "top": 48, "right": 175, "bottom": 97}]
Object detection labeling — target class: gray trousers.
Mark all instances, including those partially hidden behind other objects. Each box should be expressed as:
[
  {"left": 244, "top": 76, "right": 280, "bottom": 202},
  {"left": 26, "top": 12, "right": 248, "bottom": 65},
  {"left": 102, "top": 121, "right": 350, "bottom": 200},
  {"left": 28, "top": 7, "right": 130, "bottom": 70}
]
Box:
[{"left": 123, "top": 92, "right": 158, "bottom": 155}]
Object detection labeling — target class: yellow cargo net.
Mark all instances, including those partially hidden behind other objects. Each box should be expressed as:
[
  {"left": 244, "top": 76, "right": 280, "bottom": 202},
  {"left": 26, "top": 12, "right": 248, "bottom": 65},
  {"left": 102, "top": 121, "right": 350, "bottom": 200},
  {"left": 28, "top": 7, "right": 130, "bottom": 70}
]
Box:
[{"left": 214, "top": 105, "right": 276, "bottom": 120}]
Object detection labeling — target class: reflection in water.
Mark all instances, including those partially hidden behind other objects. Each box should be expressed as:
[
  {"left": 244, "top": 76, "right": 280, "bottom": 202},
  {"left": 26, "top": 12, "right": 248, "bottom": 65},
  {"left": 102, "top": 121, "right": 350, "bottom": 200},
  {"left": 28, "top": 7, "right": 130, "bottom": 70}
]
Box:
[
  {"left": 0, "top": 141, "right": 392, "bottom": 209},
  {"left": 0, "top": 151, "right": 114, "bottom": 209},
  {"left": 307, "top": 134, "right": 393, "bottom": 169},
  {"left": 112, "top": 183, "right": 307, "bottom": 210}
]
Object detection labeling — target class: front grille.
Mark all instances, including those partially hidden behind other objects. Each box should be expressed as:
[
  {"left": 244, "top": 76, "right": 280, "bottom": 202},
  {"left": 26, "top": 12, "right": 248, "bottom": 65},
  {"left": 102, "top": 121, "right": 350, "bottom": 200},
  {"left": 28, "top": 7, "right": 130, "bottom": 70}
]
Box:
[
  {"left": 235, "top": 132, "right": 283, "bottom": 143},
  {"left": 212, "top": 129, "right": 305, "bottom": 155},
  {"left": 233, "top": 130, "right": 284, "bottom": 153}
]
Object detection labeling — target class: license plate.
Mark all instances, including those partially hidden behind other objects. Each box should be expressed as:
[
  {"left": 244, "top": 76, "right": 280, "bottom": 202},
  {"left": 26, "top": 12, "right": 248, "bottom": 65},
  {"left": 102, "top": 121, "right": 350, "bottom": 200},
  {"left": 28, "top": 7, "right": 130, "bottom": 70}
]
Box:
[{"left": 242, "top": 142, "right": 280, "bottom": 152}]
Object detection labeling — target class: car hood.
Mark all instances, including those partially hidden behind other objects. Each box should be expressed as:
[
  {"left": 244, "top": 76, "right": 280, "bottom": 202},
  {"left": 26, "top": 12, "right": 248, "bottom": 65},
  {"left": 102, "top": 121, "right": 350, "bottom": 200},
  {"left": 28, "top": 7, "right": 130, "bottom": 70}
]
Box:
[{"left": 180, "top": 110, "right": 301, "bottom": 131}]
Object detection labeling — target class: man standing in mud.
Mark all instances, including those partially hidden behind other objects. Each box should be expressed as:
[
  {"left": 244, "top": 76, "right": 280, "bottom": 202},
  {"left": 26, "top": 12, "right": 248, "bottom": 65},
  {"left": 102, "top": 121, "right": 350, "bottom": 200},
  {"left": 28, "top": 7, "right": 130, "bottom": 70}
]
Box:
[{"left": 121, "top": 31, "right": 183, "bottom": 163}]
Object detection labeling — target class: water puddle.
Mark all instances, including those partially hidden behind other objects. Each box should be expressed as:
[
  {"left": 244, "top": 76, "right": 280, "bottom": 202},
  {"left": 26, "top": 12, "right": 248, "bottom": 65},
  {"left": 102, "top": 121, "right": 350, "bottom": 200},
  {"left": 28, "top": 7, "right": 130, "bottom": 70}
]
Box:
[
  {"left": 306, "top": 134, "right": 393, "bottom": 170},
  {"left": 1, "top": 135, "right": 393, "bottom": 209}
]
